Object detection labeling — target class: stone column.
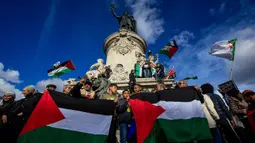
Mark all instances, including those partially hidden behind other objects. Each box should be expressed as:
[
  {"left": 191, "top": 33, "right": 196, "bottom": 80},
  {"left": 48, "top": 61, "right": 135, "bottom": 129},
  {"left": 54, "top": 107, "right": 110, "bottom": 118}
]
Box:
[{"left": 103, "top": 29, "right": 147, "bottom": 82}]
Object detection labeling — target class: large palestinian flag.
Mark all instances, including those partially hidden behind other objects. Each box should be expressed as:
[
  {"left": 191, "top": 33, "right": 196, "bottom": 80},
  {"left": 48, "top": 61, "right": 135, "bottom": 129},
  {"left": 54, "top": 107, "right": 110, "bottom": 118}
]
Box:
[
  {"left": 47, "top": 60, "right": 75, "bottom": 77},
  {"left": 18, "top": 91, "right": 115, "bottom": 143},
  {"left": 129, "top": 87, "right": 211, "bottom": 143}
]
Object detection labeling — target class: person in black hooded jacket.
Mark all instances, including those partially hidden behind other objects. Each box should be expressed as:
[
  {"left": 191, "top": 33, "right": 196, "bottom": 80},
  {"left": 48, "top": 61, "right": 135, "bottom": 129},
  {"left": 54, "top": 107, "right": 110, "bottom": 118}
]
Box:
[
  {"left": 1, "top": 86, "right": 42, "bottom": 143},
  {"left": 0, "top": 92, "right": 15, "bottom": 120}
]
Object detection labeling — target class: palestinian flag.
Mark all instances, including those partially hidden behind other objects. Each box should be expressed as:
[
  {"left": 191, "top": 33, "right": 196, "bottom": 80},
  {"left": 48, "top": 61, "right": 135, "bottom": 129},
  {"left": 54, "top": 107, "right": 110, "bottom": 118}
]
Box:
[
  {"left": 209, "top": 38, "right": 237, "bottom": 61},
  {"left": 151, "top": 68, "right": 156, "bottom": 76},
  {"left": 135, "top": 63, "right": 142, "bottom": 77},
  {"left": 18, "top": 91, "right": 115, "bottom": 143},
  {"left": 47, "top": 60, "right": 75, "bottom": 77},
  {"left": 166, "top": 67, "right": 176, "bottom": 79},
  {"left": 159, "top": 40, "right": 179, "bottom": 58},
  {"left": 135, "top": 63, "right": 156, "bottom": 77},
  {"left": 129, "top": 87, "right": 211, "bottom": 143}
]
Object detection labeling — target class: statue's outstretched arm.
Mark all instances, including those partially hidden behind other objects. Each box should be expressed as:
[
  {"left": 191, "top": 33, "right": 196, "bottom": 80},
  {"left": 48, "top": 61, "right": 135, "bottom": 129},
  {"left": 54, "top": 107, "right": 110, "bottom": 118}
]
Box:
[{"left": 110, "top": 4, "right": 120, "bottom": 19}]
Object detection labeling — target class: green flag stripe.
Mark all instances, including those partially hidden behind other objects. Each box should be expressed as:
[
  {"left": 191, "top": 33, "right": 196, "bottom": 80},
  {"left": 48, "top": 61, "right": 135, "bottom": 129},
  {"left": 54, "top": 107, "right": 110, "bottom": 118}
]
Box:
[
  {"left": 17, "top": 126, "right": 107, "bottom": 143},
  {"left": 159, "top": 49, "right": 169, "bottom": 56},
  {"left": 228, "top": 38, "right": 237, "bottom": 61},
  {"left": 48, "top": 68, "right": 72, "bottom": 77},
  {"left": 144, "top": 118, "right": 211, "bottom": 143}
]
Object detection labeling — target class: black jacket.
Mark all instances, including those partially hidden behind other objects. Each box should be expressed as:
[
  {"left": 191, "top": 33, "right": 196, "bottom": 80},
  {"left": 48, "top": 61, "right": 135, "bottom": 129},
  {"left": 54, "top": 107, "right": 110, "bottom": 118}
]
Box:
[
  {"left": 207, "top": 93, "right": 233, "bottom": 121},
  {"left": 2, "top": 93, "right": 42, "bottom": 142},
  {"left": 117, "top": 99, "right": 132, "bottom": 124},
  {"left": 70, "top": 82, "right": 83, "bottom": 98},
  {"left": 0, "top": 100, "right": 14, "bottom": 116}
]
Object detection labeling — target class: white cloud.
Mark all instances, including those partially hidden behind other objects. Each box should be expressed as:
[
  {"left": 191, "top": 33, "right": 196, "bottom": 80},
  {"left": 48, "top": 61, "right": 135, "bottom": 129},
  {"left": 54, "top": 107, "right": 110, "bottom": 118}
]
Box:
[
  {"left": 172, "top": 31, "right": 195, "bottom": 47},
  {"left": 167, "top": 5, "right": 255, "bottom": 91},
  {"left": 36, "top": 78, "right": 64, "bottom": 92},
  {"left": 126, "top": 0, "right": 164, "bottom": 44},
  {"left": 0, "top": 62, "right": 23, "bottom": 100},
  {"left": 0, "top": 62, "right": 22, "bottom": 83},
  {"left": 0, "top": 78, "right": 23, "bottom": 100}
]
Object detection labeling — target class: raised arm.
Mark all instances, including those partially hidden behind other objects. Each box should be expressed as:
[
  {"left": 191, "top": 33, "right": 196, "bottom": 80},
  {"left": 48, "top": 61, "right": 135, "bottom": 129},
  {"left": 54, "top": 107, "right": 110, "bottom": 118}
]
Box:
[
  {"left": 89, "top": 63, "right": 99, "bottom": 71},
  {"left": 110, "top": 4, "right": 120, "bottom": 19}
]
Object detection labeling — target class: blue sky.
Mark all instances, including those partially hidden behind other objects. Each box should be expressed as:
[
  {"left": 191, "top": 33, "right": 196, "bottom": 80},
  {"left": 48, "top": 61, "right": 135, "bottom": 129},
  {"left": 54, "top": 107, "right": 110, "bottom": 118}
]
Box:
[{"left": 0, "top": 0, "right": 255, "bottom": 99}]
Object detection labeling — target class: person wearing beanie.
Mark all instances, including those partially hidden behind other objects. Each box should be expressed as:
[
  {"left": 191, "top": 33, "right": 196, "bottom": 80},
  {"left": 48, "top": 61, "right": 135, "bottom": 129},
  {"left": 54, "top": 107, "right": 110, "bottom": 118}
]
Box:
[
  {"left": 22, "top": 86, "right": 36, "bottom": 97},
  {"left": 46, "top": 84, "right": 57, "bottom": 91},
  {"left": 0, "top": 92, "right": 16, "bottom": 122},
  {"left": 1, "top": 86, "right": 41, "bottom": 142}
]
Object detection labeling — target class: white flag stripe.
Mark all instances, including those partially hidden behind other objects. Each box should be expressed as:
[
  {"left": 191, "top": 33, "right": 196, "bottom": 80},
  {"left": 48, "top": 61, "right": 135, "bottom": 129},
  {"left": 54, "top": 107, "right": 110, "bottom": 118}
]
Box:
[
  {"left": 209, "top": 40, "right": 233, "bottom": 60},
  {"left": 48, "top": 66, "right": 68, "bottom": 76},
  {"left": 48, "top": 108, "right": 112, "bottom": 135},
  {"left": 155, "top": 100, "right": 205, "bottom": 120}
]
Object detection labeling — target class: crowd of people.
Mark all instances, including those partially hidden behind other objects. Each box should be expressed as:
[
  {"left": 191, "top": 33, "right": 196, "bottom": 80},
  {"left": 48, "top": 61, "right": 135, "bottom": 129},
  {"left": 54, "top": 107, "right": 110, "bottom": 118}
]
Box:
[{"left": 0, "top": 72, "right": 255, "bottom": 143}]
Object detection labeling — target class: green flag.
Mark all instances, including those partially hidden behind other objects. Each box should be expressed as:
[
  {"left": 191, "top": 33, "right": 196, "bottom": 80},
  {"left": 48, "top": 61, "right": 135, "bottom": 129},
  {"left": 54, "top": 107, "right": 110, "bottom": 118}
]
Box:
[{"left": 183, "top": 76, "right": 198, "bottom": 80}]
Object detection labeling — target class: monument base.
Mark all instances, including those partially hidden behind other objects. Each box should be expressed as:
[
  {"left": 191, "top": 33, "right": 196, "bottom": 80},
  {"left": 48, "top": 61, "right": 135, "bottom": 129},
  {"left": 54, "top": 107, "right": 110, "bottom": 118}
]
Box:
[{"left": 112, "top": 78, "right": 176, "bottom": 92}]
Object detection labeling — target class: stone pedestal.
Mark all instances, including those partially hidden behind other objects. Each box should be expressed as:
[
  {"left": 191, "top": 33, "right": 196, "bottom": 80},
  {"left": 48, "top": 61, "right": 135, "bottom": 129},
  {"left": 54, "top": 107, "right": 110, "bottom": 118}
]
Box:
[
  {"left": 114, "top": 78, "right": 176, "bottom": 92},
  {"left": 103, "top": 29, "right": 147, "bottom": 82}
]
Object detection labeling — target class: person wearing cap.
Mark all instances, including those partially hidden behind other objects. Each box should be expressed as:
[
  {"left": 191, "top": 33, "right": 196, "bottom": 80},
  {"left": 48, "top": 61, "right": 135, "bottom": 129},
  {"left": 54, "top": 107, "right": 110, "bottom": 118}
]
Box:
[
  {"left": 243, "top": 90, "right": 255, "bottom": 106},
  {"left": 176, "top": 80, "right": 188, "bottom": 88},
  {"left": 242, "top": 90, "right": 255, "bottom": 135},
  {"left": 46, "top": 84, "right": 57, "bottom": 91},
  {"left": 100, "top": 83, "right": 119, "bottom": 102},
  {"left": 228, "top": 91, "right": 251, "bottom": 143}
]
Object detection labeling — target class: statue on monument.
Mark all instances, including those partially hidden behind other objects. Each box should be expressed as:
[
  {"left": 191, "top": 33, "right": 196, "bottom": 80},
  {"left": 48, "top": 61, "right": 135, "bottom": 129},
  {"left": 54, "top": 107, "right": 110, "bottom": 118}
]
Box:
[
  {"left": 92, "top": 75, "right": 110, "bottom": 99},
  {"left": 110, "top": 4, "right": 137, "bottom": 32},
  {"left": 86, "top": 59, "right": 106, "bottom": 79}
]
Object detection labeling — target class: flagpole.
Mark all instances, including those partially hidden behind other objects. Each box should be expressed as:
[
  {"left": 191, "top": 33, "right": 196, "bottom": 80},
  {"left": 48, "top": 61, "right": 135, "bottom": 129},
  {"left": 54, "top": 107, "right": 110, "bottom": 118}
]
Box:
[{"left": 230, "top": 60, "right": 234, "bottom": 80}]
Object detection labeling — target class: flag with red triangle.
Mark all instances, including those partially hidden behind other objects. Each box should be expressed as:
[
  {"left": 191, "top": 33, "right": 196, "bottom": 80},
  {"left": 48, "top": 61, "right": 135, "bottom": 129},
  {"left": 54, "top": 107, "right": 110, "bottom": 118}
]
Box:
[
  {"left": 130, "top": 88, "right": 212, "bottom": 143},
  {"left": 129, "top": 99, "right": 165, "bottom": 143},
  {"left": 47, "top": 60, "right": 76, "bottom": 77},
  {"left": 17, "top": 91, "right": 116, "bottom": 143},
  {"left": 159, "top": 40, "right": 179, "bottom": 59},
  {"left": 166, "top": 67, "right": 176, "bottom": 79}
]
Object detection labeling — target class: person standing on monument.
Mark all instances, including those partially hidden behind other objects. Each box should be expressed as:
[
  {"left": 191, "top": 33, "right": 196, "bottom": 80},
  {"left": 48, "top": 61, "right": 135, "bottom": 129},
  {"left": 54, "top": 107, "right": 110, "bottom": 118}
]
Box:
[{"left": 142, "top": 60, "right": 153, "bottom": 78}]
